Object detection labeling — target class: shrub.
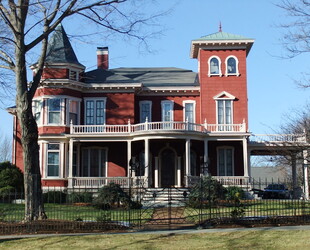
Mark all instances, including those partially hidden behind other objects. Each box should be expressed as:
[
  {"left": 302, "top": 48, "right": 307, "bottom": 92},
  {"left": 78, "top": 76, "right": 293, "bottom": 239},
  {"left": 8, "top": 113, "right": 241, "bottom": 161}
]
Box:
[
  {"left": 93, "top": 182, "right": 139, "bottom": 209},
  {"left": 67, "top": 192, "right": 93, "bottom": 203},
  {"left": 188, "top": 176, "right": 226, "bottom": 208},
  {"left": 43, "top": 191, "right": 67, "bottom": 204},
  {"left": 225, "top": 186, "right": 245, "bottom": 201},
  {"left": 0, "top": 162, "right": 24, "bottom": 195}
]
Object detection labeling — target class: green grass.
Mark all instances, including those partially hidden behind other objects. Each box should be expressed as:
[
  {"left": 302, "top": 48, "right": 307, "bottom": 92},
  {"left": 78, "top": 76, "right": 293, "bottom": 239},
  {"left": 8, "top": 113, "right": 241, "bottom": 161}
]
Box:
[{"left": 1, "top": 230, "right": 310, "bottom": 249}]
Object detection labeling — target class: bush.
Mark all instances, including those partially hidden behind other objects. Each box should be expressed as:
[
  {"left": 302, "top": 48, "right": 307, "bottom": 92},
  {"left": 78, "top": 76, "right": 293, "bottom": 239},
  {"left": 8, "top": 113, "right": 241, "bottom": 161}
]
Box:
[
  {"left": 225, "top": 186, "right": 245, "bottom": 201},
  {"left": 188, "top": 176, "right": 226, "bottom": 208},
  {"left": 43, "top": 191, "right": 67, "bottom": 204},
  {"left": 67, "top": 192, "right": 93, "bottom": 203},
  {"left": 0, "top": 162, "right": 24, "bottom": 195},
  {"left": 93, "top": 182, "right": 140, "bottom": 209}
]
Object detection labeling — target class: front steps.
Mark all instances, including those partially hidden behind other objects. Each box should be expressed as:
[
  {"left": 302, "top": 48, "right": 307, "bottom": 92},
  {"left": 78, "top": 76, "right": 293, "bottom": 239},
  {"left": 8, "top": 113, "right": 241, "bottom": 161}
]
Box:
[{"left": 141, "top": 188, "right": 190, "bottom": 208}]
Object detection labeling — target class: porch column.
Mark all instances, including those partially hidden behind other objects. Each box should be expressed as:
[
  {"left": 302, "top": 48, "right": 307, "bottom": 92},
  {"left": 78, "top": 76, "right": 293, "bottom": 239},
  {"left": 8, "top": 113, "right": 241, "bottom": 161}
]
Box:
[
  {"left": 144, "top": 139, "right": 150, "bottom": 187},
  {"left": 242, "top": 138, "right": 249, "bottom": 177},
  {"left": 291, "top": 152, "right": 298, "bottom": 199},
  {"left": 127, "top": 140, "right": 131, "bottom": 178},
  {"left": 204, "top": 138, "right": 209, "bottom": 175},
  {"left": 185, "top": 139, "right": 191, "bottom": 186},
  {"left": 303, "top": 150, "right": 309, "bottom": 200},
  {"left": 177, "top": 156, "right": 182, "bottom": 187},
  {"left": 155, "top": 156, "right": 159, "bottom": 188},
  {"left": 68, "top": 139, "right": 74, "bottom": 188}
]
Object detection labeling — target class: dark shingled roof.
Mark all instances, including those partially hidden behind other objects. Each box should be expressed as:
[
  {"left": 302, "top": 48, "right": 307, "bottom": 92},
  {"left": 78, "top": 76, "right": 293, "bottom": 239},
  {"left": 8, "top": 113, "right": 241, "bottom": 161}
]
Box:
[{"left": 45, "top": 24, "right": 84, "bottom": 67}]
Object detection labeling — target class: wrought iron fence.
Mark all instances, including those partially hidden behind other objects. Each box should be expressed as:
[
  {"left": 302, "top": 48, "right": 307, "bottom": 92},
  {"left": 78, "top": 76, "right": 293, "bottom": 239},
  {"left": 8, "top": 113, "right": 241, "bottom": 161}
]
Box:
[{"left": 0, "top": 177, "right": 309, "bottom": 234}]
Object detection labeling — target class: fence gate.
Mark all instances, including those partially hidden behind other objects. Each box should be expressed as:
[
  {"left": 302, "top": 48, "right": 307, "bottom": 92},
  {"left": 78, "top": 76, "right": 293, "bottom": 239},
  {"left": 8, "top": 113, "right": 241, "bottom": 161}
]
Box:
[{"left": 132, "top": 186, "right": 201, "bottom": 230}]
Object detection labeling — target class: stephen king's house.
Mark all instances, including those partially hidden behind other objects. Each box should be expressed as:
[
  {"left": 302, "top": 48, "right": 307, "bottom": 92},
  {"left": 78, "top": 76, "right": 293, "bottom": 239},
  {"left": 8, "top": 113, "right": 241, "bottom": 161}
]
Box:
[{"left": 11, "top": 24, "right": 294, "bottom": 191}]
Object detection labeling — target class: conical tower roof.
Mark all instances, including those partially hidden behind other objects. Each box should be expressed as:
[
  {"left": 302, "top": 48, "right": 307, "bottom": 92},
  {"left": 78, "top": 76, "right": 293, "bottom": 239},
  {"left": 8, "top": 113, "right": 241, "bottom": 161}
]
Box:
[{"left": 45, "top": 24, "right": 84, "bottom": 67}]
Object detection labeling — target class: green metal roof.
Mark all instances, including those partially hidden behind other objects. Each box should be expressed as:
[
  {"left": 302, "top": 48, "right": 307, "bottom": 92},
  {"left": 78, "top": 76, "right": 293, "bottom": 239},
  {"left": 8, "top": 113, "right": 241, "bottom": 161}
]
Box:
[{"left": 193, "top": 31, "right": 253, "bottom": 41}]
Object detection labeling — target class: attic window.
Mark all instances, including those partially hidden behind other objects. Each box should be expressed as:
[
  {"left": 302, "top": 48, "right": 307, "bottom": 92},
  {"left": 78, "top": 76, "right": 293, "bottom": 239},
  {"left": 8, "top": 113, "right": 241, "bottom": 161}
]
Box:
[{"left": 69, "top": 70, "right": 78, "bottom": 81}]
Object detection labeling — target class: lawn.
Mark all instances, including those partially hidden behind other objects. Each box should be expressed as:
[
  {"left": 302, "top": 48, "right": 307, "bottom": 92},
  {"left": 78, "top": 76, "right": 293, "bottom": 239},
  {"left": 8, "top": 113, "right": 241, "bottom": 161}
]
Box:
[{"left": 0, "top": 229, "right": 310, "bottom": 249}]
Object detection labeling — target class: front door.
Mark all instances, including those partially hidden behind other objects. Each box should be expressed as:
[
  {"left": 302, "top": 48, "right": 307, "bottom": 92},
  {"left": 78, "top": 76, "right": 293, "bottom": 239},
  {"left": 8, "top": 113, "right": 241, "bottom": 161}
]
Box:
[{"left": 161, "top": 148, "right": 176, "bottom": 187}]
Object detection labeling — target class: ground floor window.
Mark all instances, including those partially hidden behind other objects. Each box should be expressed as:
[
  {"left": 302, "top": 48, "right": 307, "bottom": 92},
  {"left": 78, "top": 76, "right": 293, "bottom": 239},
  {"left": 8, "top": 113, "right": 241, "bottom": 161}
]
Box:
[
  {"left": 81, "top": 148, "right": 107, "bottom": 177},
  {"left": 218, "top": 147, "right": 233, "bottom": 176},
  {"left": 47, "top": 143, "right": 60, "bottom": 177}
]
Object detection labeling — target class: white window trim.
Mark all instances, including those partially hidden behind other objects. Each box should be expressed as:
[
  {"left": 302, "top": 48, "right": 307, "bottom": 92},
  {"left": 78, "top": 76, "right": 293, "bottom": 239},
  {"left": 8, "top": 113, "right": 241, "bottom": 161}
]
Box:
[
  {"left": 215, "top": 99, "right": 234, "bottom": 125},
  {"left": 208, "top": 56, "right": 222, "bottom": 77},
  {"left": 32, "top": 98, "right": 43, "bottom": 126},
  {"left": 183, "top": 100, "right": 196, "bottom": 123},
  {"left": 81, "top": 147, "right": 108, "bottom": 177},
  {"left": 161, "top": 100, "right": 174, "bottom": 122},
  {"left": 217, "top": 146, "right": 234, "bottom": 176},
  {"left": 45, "top": 142, "right": 62, "bottom": 178},
  {"left": 139, "top": 100, "right": 152, "bottom": 123},
  {"left": 46, "top": 98, "right": 65, "bottom": 126},
  {"left": 66, "top": 99, "right": 81, "bottom": 125},
  {"left": 84, "top": 97, "right": 107, "bottom": 125},
  {"left": 225, "top": 55, "right": 240, "bottom": 76}
]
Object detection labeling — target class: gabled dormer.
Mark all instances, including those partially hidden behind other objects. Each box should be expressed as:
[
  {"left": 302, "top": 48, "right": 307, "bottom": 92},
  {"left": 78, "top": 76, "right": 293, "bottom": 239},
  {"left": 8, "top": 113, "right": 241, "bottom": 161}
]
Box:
[{"left": 35, "top": 24, "right": 85, "bottom": 81}]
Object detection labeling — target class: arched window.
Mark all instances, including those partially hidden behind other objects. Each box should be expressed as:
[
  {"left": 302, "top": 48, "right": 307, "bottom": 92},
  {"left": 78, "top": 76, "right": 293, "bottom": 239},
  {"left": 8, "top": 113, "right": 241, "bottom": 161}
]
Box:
[
  {"left": 225, "top": 56, "right": 239, "bottom": 76},
  {"left": 208, "top": 56, "right": 222, "bottom": 76}
]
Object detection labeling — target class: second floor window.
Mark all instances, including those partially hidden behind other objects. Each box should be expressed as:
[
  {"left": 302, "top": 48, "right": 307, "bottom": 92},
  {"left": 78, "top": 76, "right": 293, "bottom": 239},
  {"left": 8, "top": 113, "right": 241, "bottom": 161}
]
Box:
[
  {"left": 32, "top": 100, "right": 42, "bottom": 124},
  {"left": 48, "top": 99, "right": 61, "bottom": 124},
  {"left": 69, "top": 100, "right": 78, "bottom": 125},
  {"left": 140, "top": 101, "right": 152, "bottom": 123},
  {"left": 85, "top": 98, "right": 106, "bottom": 125},
  {"left": 218, "top": 100, "right": 232, "bottom": 125}
]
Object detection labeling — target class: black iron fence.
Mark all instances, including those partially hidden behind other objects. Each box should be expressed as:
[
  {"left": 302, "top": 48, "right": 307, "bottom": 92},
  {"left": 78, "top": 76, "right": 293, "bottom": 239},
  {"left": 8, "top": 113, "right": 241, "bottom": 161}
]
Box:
[{"left": 0, "top": 177, "right": 309, "bottom": 234}]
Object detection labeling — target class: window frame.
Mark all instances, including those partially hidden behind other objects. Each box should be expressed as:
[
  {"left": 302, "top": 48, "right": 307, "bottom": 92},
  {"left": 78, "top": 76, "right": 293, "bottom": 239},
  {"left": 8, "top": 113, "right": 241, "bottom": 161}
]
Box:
[
  {"left": 47, "top": 98, "right": 63, "bottom": 125},
  {"left": 225, "top": 56, "right": 240, "bottom": 76},
  {"left": 81, "top": 147, "right": 108, "bottom": 177},
  {"left": 67, "top": 99, "right": 81, "bottom": 125},
  {"left": 84, "top": 98, "right": 107, "bottom": 125},
  {"left": 32, "top": 99, "right": 42, "bottom": 126},
  {"left": 217, "top": 146, "right": 234, "bottom": 176},
  {"left": 183, "top": 100, "right": 196, "bottom": 123},
  {"left": 46, "top": 143, "right": 60, "bottom": 178},
  {"left": 139, "top": 100, "right": 152, "bottom": 123},
  {"left": 208, "top": 56, "right": 222, "bottom": 77},
  {"left": 161, "top": 100, "right": 174, "bottom": 122}
]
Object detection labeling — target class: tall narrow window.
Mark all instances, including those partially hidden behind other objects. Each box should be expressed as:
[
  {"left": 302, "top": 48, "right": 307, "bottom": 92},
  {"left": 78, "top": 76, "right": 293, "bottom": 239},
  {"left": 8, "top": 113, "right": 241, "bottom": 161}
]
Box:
[
  {"left": 225, "top": 56, "right": 239, "bottom": 76},
  {"left": 47, "top": 143, "right": 60, "bottom": 177},
  {"left": 208, "top": 56, "right": 221, "bottom": 76},
  {"left": 69, "top": 100, "right": 78, "bottom": 125},
  {"left": 85, "top": 98, "right": 106, "bottom": 125},
  {"left": 81, "top": 148, "right": 107, "bottom": 177},
  {"left": 218, "top": 147, "right": 233, "bottom": 176},
  {"left": 161, "top": 100, "right": 173, "bottom": 129},
  {"left": 140, "top": 101, "right": 152, "bottom": 123},
  {"left": 32, "top": 100, "right": 42, "bottom": 124},
  {"left": 69, "top": 70, "right": 78, "bottom": 81},
  {"left": 217, "top": 100, "right": 232, "bottom": 130},
  {"left": 48, "top": 99, "right": 61, "bottom": 124}
]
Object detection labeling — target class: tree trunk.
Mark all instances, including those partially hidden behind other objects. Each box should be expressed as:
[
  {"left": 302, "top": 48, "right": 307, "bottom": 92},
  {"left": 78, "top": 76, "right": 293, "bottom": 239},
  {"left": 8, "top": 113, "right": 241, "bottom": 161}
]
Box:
[{"left": 15, "top": 37, "right": 46, "bottom": 221}]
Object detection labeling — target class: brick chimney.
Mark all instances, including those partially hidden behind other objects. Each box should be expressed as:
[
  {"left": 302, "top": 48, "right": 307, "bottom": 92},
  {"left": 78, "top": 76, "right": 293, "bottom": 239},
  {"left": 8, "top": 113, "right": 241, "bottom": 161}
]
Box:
[{"left": 97, "top": 47, "right": 109, "bottom": 70}]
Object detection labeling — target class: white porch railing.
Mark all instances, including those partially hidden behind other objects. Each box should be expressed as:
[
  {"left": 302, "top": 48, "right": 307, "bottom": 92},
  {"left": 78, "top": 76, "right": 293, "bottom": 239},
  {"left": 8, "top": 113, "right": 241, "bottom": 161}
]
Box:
[
  {"left": 70, "top": 120, "right": 246, "bottom": 135},
  {"left": 187, "top": 175, "right": 250, "bottom": 187},
  {"left": 249, "top": 134, "right": 307, "bottom": 143},
  {"left": 71, "top": 177, "right": 130, "bottom": 188}
]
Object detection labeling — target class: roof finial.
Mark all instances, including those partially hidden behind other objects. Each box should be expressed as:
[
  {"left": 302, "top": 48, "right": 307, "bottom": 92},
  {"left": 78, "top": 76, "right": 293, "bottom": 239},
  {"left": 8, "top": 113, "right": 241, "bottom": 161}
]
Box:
[{"left": 219, "top": 22, "right": 222, "bottom": 32}]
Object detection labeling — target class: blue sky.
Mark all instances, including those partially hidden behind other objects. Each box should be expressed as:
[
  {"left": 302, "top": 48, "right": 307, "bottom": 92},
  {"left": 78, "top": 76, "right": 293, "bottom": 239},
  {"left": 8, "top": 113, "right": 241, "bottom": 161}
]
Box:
[{"left": 0, "top": 0, "right": 309, "bottom": 139}]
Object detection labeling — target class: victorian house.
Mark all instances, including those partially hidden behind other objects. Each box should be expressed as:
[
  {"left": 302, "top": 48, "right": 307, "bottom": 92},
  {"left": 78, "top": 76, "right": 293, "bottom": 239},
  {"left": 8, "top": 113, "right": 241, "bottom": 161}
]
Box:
[{"left": 10, "top": 24, "right": 255, "bottom": 190}]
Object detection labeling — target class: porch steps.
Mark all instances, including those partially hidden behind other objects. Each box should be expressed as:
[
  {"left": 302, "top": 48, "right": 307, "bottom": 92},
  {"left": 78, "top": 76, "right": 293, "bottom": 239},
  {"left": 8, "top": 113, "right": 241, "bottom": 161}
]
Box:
[{"left": 141, "top": 188, "right": 190, "bottom": 208}]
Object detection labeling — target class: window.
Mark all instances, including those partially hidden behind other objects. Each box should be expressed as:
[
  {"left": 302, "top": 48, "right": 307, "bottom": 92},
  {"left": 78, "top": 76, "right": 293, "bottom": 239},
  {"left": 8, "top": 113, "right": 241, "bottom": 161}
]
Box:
[
  {"left": 81, "top": 148, "right": 107, "bottom": 177},
  {"left": 32, "top": 100, "right": 42, "bottom": 124},
  {"left": 218, "top": 147, "right": 233, "bottom": 176},
  {"left": 140, "top": 101, "right": 152, "bottom": 123},
  {"left": 48, "top": 99, "right": 61, "bottom": 124},
  {"left": 161, "top": 100, "right": 174, "bottom": 129},
  {"left": 85, "top": 98, "right": 106, "bottom": 125},
  {"left": 47, "top": 143, "right": 60, "bottom": 177},
  {"left": 69, "top": 70, "right": 78, "bottom": 81},
  {"left": 183, "top": 101, "right": 196, "bottom": 130},
  {"left": 208, "top": 56, "right": 221, "bottom": 76},
  {"left": 225, "top": 56, "right": 239, "bottom": 76},
  {"left": 69, "top": 100, "right": 78, "bottom": 125},
  {"left": 218, "top": 100, "right": 232, "bottom": 125}
]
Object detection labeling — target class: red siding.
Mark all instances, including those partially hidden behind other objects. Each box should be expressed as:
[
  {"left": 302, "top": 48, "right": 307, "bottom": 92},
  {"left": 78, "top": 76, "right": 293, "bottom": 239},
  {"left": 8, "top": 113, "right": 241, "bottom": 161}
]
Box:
[{"left": 42, "top": 68, "right": 68, "bottom": 79}]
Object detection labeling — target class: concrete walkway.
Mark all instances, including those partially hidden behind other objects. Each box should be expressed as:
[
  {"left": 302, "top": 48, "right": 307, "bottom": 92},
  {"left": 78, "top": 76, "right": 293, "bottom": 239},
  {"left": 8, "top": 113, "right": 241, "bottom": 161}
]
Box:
[{"left": 1, "top": 225, "right": 310, "bottom": 240}]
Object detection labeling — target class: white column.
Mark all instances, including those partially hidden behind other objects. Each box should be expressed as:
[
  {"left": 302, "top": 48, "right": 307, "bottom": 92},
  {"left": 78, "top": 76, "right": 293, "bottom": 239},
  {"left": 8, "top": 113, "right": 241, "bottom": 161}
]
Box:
[
  {"left": 127, "top": 140, "right": 131, "bottom": 177},
  {"left": 204, "top": 139, "right": 209, "bottom": 176},
  {"left": 242, "top": 138, "right": 249, "bottom": 177},
  {"left": 177, "top": 156, "right": 182, "bottom": 187},
  {"left": 144, "top": 139, "right": 150, "bottom": 187},
  {"left": 68, "top": 139, "right": 74, "bottom": 188},
  {"left": 155, "top": 156, "right": 159, "bottom": 188},
  {"left": 303, "top": 150, "right": 309, "bottom": 200},
  {"left": 185, "top": 139, "right": 190, "bottom": 186}
]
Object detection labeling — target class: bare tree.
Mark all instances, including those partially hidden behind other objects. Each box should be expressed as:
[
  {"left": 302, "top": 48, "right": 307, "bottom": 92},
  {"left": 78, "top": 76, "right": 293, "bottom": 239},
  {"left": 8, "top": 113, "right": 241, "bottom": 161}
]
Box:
[
  {"left": 277, "top": 0, "right": 310, "bottom": 88},
  {"left": 0, "top": 0, "right": 167, "bottom": 221},
  {"left": 0, "top": 135, "right": 11, "bottom": 162}
]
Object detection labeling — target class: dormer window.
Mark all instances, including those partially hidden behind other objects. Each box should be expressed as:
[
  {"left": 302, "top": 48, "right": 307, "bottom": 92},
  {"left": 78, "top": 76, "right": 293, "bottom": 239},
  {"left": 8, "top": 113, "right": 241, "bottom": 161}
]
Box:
[
  {"left": 69, "top": 69, "right": 78, "bottom": 81},
  {"left": 225, "top": 56, "right": 239, "bottom": 76},
  {"left": 208, "top": 56, "right": 222, "bottom": 76}
]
